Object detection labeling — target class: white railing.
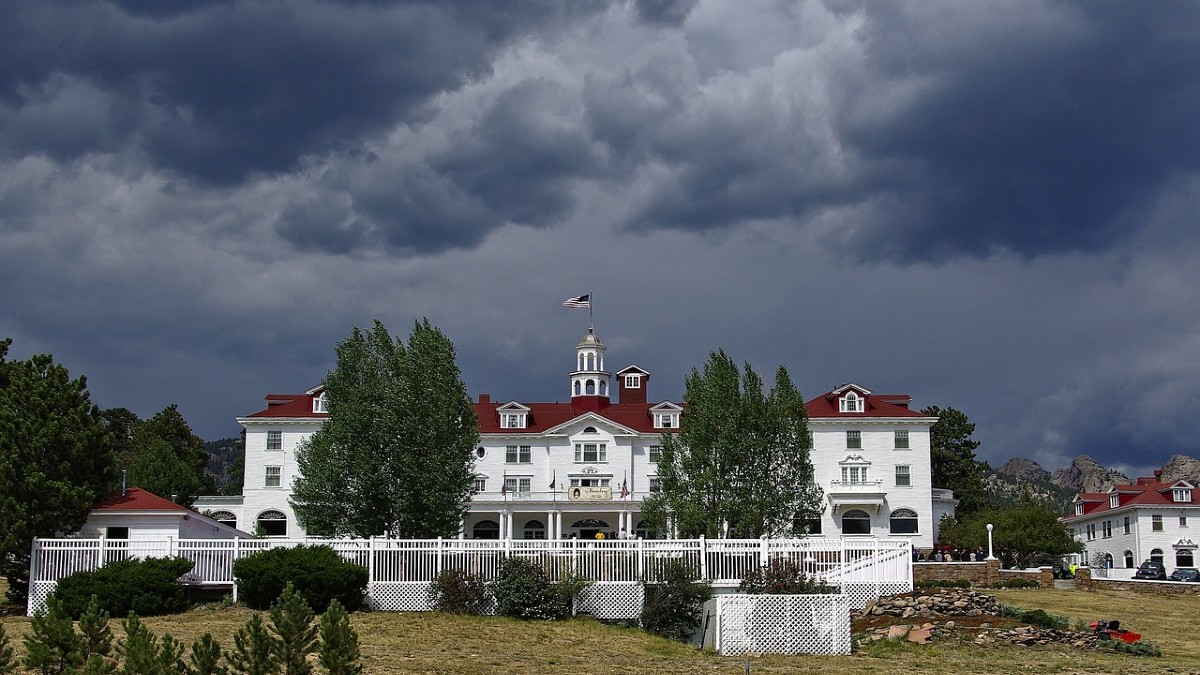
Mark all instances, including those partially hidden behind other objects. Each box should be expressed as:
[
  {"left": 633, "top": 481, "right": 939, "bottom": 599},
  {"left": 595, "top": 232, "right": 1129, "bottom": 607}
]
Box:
[{"left": 28, "top": 536, "right": 912, "bottom": 615}]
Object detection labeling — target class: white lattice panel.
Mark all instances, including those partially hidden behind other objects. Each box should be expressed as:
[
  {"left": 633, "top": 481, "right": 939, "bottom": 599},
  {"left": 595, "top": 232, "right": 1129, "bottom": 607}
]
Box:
[
  {"left": 367, "top": 583, "right": 435, "bottom": 612},
  {"left": 27, "top": 581, "right": 55, "bottom": 616},
  {"left": 575, "top": 582, "right": 643, "bottom": 619},
  {"left": 716, "top": 595, "right": 850, "bottom": 656},
  {"left": 842, "top": 580, "right": 912, "bottom": 610}
]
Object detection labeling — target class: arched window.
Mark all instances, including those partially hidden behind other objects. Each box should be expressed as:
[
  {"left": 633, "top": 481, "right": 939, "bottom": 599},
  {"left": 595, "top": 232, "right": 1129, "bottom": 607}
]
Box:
[
  {"left": 634, "top": 519, "right": 654, "bottom": 539},
  {"left": 209, "top": 511, "right": 237, "bottom": 529},
  {"left": 574, "top": 381, "right": 582, "bottom": 395},
  {"left": 586, "top": 380, "right": 595, "bottom": 395},
  {"left": 523, "top": 519, "right": 546, "bottom": 540},
  {"left": 583, "top": 426, "right": 598, "bottom": 433},
  {"left": 1104, "top": 553, "right": 1114, "bottom": 569},
  {"left": 1150, "top": 548, "right": 1164, "bottom": 564},
  {"left": 1124, "top": 550, "right": 1134, "bottom": 568},
  {"left": 889, "top": 508, "right": 918, "bottom": 534},
  {"left": 841, "top": 509, "right": 871, "bottom": 535},
  {"left": 599, "top": 381, "right": 607, "bottom": 395},
  {"left": 257, "top": 510, "right": 287, "bottom": 537},
  {"left": 473, "top": 520, "right": 500, "bottom": 540},
  {"left": 313, "top": 393, "right": 329, "bottom": 413},
  {"left": 1177, "top": 549, "right": 1195, "bottom": 568}
]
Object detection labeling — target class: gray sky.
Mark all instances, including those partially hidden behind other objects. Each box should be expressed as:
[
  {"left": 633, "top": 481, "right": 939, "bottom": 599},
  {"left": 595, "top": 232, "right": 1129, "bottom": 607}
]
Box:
[{"left": 3, "top": 0, "right": 1199, "bottom": 477}]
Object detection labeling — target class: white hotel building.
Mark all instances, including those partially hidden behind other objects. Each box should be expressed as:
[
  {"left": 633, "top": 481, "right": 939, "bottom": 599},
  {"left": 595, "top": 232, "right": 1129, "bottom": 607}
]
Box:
[{"left": 196, "top": 329, "right": 945, "bottom": 547}]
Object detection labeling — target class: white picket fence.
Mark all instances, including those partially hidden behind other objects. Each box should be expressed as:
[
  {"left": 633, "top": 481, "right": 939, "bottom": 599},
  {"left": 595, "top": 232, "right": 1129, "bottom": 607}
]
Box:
[{"left": 28, "top": 536, "right": 912, "bottom": 622}]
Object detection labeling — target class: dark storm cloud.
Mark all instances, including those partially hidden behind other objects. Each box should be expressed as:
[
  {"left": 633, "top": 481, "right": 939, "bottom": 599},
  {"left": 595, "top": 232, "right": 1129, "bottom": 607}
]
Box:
[
  {"left": 634, "top": 0, "right": 699, "bottom": 26},
  {"left": 0, "top": 0, "right": 612, "bottom": 183}
]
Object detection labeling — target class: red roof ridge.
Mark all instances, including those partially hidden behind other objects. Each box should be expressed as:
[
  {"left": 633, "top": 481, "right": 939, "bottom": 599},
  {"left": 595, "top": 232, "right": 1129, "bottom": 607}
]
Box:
[{"left": 93, "top": 487, "right": 189, "bottom": 512}]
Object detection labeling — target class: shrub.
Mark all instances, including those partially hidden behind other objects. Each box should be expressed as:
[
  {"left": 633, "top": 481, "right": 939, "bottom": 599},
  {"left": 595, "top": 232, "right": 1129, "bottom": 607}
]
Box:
[
  {"left": 490, "top": 557, "right": 568, "bottom": 620},
  {"left": 54, "top": 557, "right": 194, "bottom": 618},
  {"left": 1098, "top": 638, "right": 1162, "bottom": 657},
  {"left": 317, "top": 600, "right": 363, "bottom": 675},
  {"left": 915, "top": 579, "right": 971, "bottom": 588},
  {"left": 233, "top": 546, "right": 368, "bottom": 612},
  {"left": 999, "top": 604, "right": 1069, "bottom": 630},
  {"left": 640, "top": 560, "right": 714, "bottom": 643},
  {"left": 996, "top": 578, "right": 1040, "bottom": 589},
  {"left": 739, "top": 557, "right": 837, "bottom": 595},
  {"left": 429, "top": 569, "right": 491, "bottom": 615},
  {"left": 22, "top": 595, "right": 84, "bottom": 675}
]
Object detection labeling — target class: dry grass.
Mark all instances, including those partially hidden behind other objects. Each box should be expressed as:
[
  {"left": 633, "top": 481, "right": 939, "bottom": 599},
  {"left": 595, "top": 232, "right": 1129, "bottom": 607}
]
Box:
[{"left": 1, "top": 587, "right": 1198, "bottom": 674}]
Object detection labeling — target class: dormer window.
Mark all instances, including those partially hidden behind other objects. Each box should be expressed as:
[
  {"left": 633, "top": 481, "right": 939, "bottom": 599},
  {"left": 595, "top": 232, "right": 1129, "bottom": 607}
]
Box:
[
  {"left": 1110, "top": 493, "right": 1119, "bottom": 508},
  {"left": 1074, "top": 503, "right": 1084, "bottom": 516},
  {"left": 624, "top": 374, "right": 641, "bottom": 388},
  {"left": 840, "top": 392, "right": 863, "bottom": 413},
  {"left": 1175, "top": 488, "right": 1192, "bottom": 503},
  {"left": 501, "top": 413, "right": 527, "bottom": 429},
  {"left": 313, "top": 393, "right": 329, "bottom": 413},
  {"left": 655, "top": 413, "right": 678, "bottom": 429}
]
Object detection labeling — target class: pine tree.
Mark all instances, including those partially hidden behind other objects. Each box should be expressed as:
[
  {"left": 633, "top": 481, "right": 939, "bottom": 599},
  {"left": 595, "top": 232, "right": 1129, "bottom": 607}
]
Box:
[
  {"left": 0, "top": 622, "right": 16, "bottom": 675},
  {"left": 291, "top": 319, "right": 479, "bottom": 537},
  {"left": 116, "top": 613, "right": 160, "bottom": 675},
  {"left": 78, "top": 654, "right": 118, "bottom": 675},
  {"left": 22, "top": 595, "right": 84, "bottom": 675},
  {"left": 156, "top": 634, "right": 186, "bottom": 674},
  {"left": 923, "top": 405, "right": 991, "bottom": 515},
  {"left": 317, "top": 600, "right": 362, "bottom": 675},
  {"left": 269, "top": 584, "right": 317, "bottom": 675},
  {"left": 78, "top": 595, "right": 114, "bottom": 662},
  {"left": 184, "top": 634, "right": 227, "bottom": 675},
  {"left": 225, "top": 614, "right": 279, "bottom": 675}
]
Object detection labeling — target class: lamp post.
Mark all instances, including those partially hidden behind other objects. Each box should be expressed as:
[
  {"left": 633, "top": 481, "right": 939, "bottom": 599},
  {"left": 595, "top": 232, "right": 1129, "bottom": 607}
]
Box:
[{"left": 986, "top": 523, "right": 996, "bottom": 560}]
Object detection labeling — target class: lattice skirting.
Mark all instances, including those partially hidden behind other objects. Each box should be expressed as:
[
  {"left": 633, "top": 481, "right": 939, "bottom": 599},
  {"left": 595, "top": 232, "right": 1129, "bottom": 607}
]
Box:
[
  {"left": 367, "top": 582, "right": 436, "bottom": 611},
  {"left": 575, "top": 583, "right": 644, "bottom": 619},
  {"left": 716, "top": 594, "right": 851, "bottom": 656},
  {"left": 842, "top": 580, "right": 912, "bottom": 610},
  {"left": 27, "top": 581, "right": 56, "bottom": 616}
]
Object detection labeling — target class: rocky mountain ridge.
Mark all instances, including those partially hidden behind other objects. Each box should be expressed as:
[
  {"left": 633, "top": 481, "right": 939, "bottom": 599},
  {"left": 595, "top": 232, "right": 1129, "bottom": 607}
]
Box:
[{"left": 989, "top": 453, "right": 1200, "bottom": 512}]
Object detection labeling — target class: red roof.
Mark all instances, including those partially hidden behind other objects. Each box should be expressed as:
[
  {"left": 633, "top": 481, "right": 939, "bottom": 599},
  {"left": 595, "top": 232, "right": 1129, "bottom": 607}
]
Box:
[
  {"left": 803, "top": 387, "right": 927, "bottom": 418},
  {"left": 244, "top": 392, "right": 326, "bottom": 419},
  {"left": 93, "top": 487, "right": 189, "bottom": 512},
  {"left": 1064, "top": 479, "right": 1199, "bottom": 520}
]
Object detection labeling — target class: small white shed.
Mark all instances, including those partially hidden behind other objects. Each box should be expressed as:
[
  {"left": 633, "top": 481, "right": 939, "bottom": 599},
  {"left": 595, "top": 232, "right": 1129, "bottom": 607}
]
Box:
[{"left": 80, "top": 486, "right": 252, "bottom": 541}]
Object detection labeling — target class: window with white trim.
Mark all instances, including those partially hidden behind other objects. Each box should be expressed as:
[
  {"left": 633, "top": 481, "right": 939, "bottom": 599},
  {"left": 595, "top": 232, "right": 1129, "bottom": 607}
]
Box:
[
  {"left": 1178, "top": 549, "right": 1195, "bottom": 567},
  {"left": 895, "top": 465, "right": 911, "bottom": 487},
  {"left": 1074, "top": 503, "right": 1083, "bottom": 516},
  {"left": 569, "top": 477, "right": 610, "bottom": 488},
  {"left": 654, "top": 413, "right": 678, "bottom": 429},
  {"left": 1150, "top": 547, "right": 1164, "bottom": 563},
  {"left": 523, "top": 519, "right": 546, "bottom": 540},
  {"left": 649, "top": 477, "right": 660, "bottom": 493},
  {"left": 1084, "top": 524, "right": 1095, "bottom": 541},
  {"left": 840, "top": 393, "right": 862, "bottom": 413},
  {"left": 265, "top": 466, "right": 281, "bottom": 488},
  {"left": 1124, "top": 550, "right": 1134, "bottom": 568},
  {"left": 841, "top": 465, "right": 868, "bottom": 483},
  {"left": 505, "top": 445, "right": 531, "bottom": 463},
  {"left": 1110, "top": 493, "right": 1119, "bottom": 508},
  {"left": 1152, "top": 515, "right": 1163, "bottom": 531},
  {"left": 504, "top": 477, "right": 531, "bottom": 497},
  {"left": 1181, "top": 515, "right": 1188, "bottom": 527},
  {"left": 1174, "top": 488, "right": 1192, "bottom": 502},
  {"left": 841, "top": 509, "right": 871, "bottom": 535},
  {"left": 574, "top": 442, "right": 607, "bottom": 462},
  {"left": 846, "top": 430, "right": 862, "bottom": 449},
  {"left": 648, "top": 445, "right": 661, "bottom": 463},
  {"left": 313, "top": 394, "right": 328, "bottom": 413},
  {"left": 473, "top": 477, "right": 487, "bottom": 494},
  {"left": 1123, "top": 516, "right": 1131, "bottom": 534},
  {"left": 501, "top": 413, "right": 527, "bottom": 429},
  {"left": 889, "top": 508, "right": 918, "bottom": 534},
  {"left": 257, "top": 510, "right": 287, "bottom": 537},
  {"left": 266, "top": 430, "right": 282, "bottom": 451},
  {"left": 894, "top": 430, "right": 909, "bottom": 449},
  {"left": 1102, "top": 520, "right": 1112, "bottom": 538},
  {"left": 624, "top": 374, "right": 641, "bottom": 388}
]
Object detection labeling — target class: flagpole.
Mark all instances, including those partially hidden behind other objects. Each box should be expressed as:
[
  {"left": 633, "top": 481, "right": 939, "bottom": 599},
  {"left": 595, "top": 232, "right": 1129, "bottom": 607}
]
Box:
[{"left": 589, "top": 289, "right": 594, "bottom": 331}]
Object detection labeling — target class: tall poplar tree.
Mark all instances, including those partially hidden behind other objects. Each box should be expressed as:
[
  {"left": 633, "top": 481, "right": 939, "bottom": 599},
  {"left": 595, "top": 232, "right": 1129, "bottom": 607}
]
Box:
[
  {"left": 290, "top": 319, "right": 479, "bottom": 538},
  {"left": 642, "top": 350, "right": 822, "bottom": 538},
  {"left": 0, "top": 339, "right": 115, "bottom": 602}
]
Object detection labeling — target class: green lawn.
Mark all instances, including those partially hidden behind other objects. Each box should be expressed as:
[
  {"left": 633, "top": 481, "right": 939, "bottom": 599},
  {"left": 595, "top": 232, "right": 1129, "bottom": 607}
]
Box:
[{"left": 2, "top": 587, "right": 1197, "bottom": 673}]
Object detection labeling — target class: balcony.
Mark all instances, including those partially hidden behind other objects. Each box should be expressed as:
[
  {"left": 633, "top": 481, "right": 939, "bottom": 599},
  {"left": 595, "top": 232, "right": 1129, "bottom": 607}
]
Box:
[
  {"left": 826, "top": 480, "right": 887, "bottom": 513},
  {"left": 471, "top": 488, "right": 647, "bottom": 505}
]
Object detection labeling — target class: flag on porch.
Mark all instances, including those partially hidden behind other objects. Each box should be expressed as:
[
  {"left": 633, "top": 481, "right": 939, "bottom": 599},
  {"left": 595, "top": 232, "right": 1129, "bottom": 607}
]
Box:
[
  {"left": 549, "top": 471, "right": 556, "bottom": 490},
  {"left": 500, "top": 472, "right": 508, "bottom": 496},
  {"left": 620, "top": 477, "right": 629, "bottom": 499},
  {"left": 562, "top": 294, "right": 591, "bottom": 308}
]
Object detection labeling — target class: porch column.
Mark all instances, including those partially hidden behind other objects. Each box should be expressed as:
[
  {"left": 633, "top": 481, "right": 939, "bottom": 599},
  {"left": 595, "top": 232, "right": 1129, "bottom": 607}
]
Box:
[
  {"left": 505, "top": 509, "right": 515, "bottom": 539},
  {"left": 547, "top": 510, "right": 557, "bottom": 540}
]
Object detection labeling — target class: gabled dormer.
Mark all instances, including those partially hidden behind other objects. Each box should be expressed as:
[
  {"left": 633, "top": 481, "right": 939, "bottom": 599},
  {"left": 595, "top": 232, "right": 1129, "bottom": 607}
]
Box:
[
  {"left": 616, "top": 365, "right": 650, "bottom": 404},
  {"left": 306, "top": 385, "right": 329, "bottom": 414},
  {"left": 1072, "top": 494, "right": 1086, "bottom": 517},
  {"left": 829, "top": 383, "right": 872, "bottom": 413},
  {"left": 1107, "top": 487, "right": 1120, "bottom": 509},
  {"left": 497, "top": 402, "right": 531, "bottom": 430},
  {"left": 1162, "top": 480, "right": 1195, "bottom": 504},
  {"left": 650, "top": 401, "right": 683, "bottom": 430}
]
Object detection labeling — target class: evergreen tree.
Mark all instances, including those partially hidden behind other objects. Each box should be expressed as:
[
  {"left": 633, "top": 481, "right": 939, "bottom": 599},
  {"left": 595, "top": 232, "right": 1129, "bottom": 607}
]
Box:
[
  {"left": 78, "top": 595, "right": 114, "bottom": 662},
  {"left": 184, "top": 634, "right": 227, "bottom": 675},
  {"left": 642, "top": 350, "right": 822, "bottom": 538},
  {"left": 79, "top": 655, "right": 118, "bottom": 675},
  {"left": 226, "top": 614, "right": 279, "bottom": 675},
  {"left": 923, "top": 405, "right": 991, "bottom": 515},
  {"left": 155, "top": 634, "right": 186, "bottom": 674},
  {"left": 23, "top": 595, "right": 85, "bottom": 675},
  {"left": 121, "top": 405, "right": 214, "bottom": 506},
  {"left": 0, "top": 340, "right": 116, "bottom": 603},
  {"left": 291, "top": 319, "right": 479, "bottom": 537},
  {"left": 269, "top": 584, "right": 317, "bottom": 675},
  {"left": 116, "top": 614, "right": 160, "bottom": 675},
  {"left": 317, "top": 600, "right": 362, "bottom": 675},
  {"left": 0, "top": 622, "right": 16, "bottom": 675}
]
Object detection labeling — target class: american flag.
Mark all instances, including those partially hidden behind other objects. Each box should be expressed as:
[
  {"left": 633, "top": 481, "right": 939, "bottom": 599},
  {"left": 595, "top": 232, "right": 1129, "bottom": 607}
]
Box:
[
  {"left": 562, "top": 294, "right": 591, "bottom": 308},
  {"left": 620, "top": 478, "right": 629, "bottom": 499}
]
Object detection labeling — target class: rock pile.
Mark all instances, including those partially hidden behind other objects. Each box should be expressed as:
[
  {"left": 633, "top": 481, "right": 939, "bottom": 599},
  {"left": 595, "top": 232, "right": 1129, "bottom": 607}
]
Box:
[
  {"left": 859, "top": 589, "right": 1002, "bottom": 619},
  {"left": 975, "top": 626, "right": 1098, "bottom": 648}
]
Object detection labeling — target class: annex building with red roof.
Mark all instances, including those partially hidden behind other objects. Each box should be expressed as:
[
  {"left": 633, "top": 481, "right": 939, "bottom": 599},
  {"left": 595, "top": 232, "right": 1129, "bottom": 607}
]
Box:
[
  {"left": 83, "top": 486, "right": 251, "bottom": 541},
  {"left": 194, "top": 328, "right": 946, "bottom": 547},
  {"left": 1062, "top": 471, "right": 1198, "bottom": 575}
]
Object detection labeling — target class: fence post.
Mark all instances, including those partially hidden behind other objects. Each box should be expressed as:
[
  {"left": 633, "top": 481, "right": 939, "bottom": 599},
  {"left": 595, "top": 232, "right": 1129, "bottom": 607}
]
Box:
[
  {"left": 699, "top": 535, "right": 708, "bottom": 580},
  {"left": 167, "top": 535, "right": 175, "bottom": 560},
  {"left": 98, "top": 534, "right": 106, "bottom": 569},
  {"left": 436, "top": 537, "right": 443, "bottom": 576},
  {"left": 760, "top": 535, "right": 770, "bottom": 570},
  {"left": 636, "top": 537, "right": 644, "bottom": 580}
]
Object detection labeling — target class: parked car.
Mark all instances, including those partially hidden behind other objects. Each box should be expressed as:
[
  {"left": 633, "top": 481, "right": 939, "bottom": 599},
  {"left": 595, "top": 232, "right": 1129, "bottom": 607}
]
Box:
[
  {"left": 1167, "top": 567, "right": 1199, "bottom": 582},
  {"left": 1134, "top": 560, "right": 1167, "bottom": 580}
]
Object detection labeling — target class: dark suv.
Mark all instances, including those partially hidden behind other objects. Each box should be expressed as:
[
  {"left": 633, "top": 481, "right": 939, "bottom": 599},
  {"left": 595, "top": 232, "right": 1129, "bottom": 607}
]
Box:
[
  {"left": 1168, "top": 567, "right": 1199, "bottom": 582},
  {"left": 1134, "top": 560, "right": 1167, "bottom": 580}
]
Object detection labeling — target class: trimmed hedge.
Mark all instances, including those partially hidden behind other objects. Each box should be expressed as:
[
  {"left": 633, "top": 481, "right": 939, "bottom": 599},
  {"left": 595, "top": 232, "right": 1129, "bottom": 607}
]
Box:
[
  {"left": 53, "top": 557, "right": 194, "bottom": 618},
  {"left": 233, "top": 545, "right": 368, "bottom": 612}
]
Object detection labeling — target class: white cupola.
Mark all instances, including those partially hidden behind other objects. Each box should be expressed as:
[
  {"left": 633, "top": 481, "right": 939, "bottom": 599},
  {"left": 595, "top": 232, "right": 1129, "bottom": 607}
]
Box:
[{"left": 570, "top": 328, "right": 611, "bottom": 411}]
